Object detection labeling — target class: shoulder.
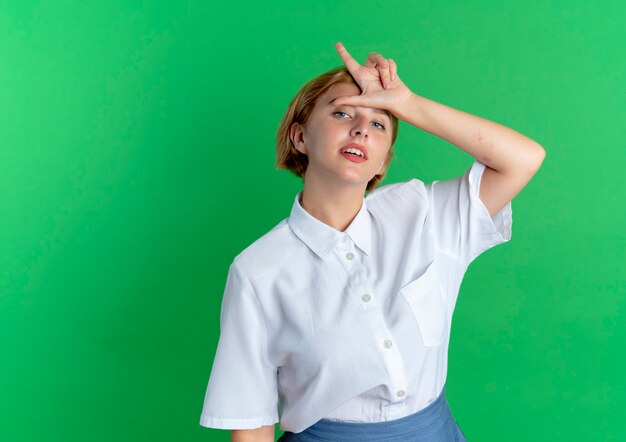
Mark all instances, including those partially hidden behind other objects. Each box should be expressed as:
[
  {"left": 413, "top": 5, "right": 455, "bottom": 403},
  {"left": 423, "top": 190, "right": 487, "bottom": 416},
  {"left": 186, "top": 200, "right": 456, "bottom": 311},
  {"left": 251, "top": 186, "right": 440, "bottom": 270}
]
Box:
[
  {"left": 232, "top": 219, "right": 296, "bottom": 281},
  {"left": 366, "top": 177, "right": 429, "bottom": 212}
]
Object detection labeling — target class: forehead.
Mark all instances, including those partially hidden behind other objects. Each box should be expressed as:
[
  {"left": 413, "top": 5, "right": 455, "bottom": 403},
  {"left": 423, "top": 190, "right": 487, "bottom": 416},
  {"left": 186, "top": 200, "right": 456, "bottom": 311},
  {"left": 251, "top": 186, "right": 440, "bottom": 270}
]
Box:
[
  {"left": 321, "top": 83, "right": 389, "bottom": 118},
  {"left": 325, "top": 82, "right": 360, "bottom": 98}
]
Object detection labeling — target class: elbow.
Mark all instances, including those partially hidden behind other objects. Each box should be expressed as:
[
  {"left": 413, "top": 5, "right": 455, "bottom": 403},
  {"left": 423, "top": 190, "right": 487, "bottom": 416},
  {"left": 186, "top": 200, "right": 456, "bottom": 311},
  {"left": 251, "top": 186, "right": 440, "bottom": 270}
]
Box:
[
  {"left": 527, "top": 143, "right": 546, "bottom": 175},
  {"left": 500, "top": 143, "right": 546, "bottom": 177},
  {"left": 536, "top": 144, "right": 547, "bottom": 162}
]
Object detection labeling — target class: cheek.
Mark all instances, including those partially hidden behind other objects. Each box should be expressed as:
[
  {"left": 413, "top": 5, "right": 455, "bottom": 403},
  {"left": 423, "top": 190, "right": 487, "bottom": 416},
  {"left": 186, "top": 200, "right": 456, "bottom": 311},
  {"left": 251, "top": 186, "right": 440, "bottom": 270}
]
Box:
[
  {"left": 385, "top": 131, "right": 393, "bottom": 148},
  {"left": 375, "top": 131, "right": 391, "bottom": 146}
]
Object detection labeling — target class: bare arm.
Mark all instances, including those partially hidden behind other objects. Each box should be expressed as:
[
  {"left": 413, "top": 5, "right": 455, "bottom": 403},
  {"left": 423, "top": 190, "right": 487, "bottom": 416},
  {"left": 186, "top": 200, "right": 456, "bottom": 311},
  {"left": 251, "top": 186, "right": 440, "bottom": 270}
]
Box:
[
  {"left": 331, "top": 42, "right": 546, "bottom": 218},
  {"left": 395, "top": 93, "right": 546, "bottom": 217},
  {"left": 231, "top": 424, "right": 275, "bottom": 442}
]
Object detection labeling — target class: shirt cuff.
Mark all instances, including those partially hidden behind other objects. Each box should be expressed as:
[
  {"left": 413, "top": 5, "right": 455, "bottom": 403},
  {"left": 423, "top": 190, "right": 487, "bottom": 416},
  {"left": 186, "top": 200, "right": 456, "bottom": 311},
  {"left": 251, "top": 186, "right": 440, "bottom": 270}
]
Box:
[
  {"left": 468, "top": 160, "right": 513, "bottom": 253},
  {"left": 199, "top": 413, "right": 278, "bottom": 430}
]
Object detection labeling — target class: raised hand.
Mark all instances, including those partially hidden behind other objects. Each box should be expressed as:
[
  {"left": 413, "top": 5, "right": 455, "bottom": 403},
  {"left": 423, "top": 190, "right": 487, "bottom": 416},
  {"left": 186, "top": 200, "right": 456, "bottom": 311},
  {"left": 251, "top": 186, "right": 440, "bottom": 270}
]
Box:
[{"left": 332, "top": 42, "right": 414, "bottom": 115}]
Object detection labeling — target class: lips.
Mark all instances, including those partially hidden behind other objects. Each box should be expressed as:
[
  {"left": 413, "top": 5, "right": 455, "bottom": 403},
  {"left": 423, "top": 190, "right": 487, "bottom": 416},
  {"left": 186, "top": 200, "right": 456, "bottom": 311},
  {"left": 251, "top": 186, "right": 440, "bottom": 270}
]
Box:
[{"left": 339, "top": 143, "right": 368, "bottom": 160}]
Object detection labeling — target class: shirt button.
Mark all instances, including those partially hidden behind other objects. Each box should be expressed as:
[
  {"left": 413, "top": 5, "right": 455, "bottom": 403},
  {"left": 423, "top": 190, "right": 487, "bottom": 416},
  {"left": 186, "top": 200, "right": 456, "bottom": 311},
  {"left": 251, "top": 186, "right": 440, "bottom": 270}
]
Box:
[
  {"left": 396, "top": 390, "right": 405, "bottom": 397},
  {"left": 345, "top": 252, "right": 354, "bottom": 260},
  {"left": 361, "top": 294, "right": 371, "bottom": 302},
  {"left": 383, "top": 339, "right": 393, "bottom": 349},
  {"left": 341, "top": 235, "right": 348, "bottom": 243}
]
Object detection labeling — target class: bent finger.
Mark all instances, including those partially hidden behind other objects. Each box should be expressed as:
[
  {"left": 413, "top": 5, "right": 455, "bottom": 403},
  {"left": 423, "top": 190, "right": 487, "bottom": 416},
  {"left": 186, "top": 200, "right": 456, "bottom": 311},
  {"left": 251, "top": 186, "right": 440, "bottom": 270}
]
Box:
[
  {"left": 377, "top": 63, "right": 391, "bottom": 89},
  {"left": 388, "top": 58, "right": 397, "bottom": 80},
  {"left": 366, "top": 52, "right": 388, "bottom": 68}
]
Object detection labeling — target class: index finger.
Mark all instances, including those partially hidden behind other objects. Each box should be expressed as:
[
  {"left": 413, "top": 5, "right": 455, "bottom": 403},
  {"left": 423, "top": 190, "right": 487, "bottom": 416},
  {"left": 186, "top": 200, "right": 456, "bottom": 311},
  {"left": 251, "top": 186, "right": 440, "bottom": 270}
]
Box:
[{"left": 334, "top": 42, "right": 362, "bottom": 73}]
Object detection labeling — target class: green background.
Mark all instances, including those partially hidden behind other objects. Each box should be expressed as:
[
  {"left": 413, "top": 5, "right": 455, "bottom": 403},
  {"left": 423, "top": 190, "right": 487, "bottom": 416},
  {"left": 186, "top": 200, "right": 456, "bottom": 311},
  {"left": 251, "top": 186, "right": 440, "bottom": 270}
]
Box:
[{"left": 1, "top": 1, "right": 624, "bottom": 441}]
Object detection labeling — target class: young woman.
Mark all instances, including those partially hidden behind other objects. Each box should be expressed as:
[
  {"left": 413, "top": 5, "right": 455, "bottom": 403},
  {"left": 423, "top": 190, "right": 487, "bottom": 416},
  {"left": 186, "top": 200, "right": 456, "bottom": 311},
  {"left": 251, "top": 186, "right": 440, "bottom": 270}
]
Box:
[{"left": 199, "top": 42, "right": 545, "bottom": 441}]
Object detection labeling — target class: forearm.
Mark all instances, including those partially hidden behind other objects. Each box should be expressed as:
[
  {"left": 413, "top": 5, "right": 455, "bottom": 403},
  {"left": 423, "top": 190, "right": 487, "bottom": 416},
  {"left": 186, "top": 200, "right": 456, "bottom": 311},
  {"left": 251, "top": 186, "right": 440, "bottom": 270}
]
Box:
[{"left": 395, "top": 93, "right": 545, "bottom": 175}]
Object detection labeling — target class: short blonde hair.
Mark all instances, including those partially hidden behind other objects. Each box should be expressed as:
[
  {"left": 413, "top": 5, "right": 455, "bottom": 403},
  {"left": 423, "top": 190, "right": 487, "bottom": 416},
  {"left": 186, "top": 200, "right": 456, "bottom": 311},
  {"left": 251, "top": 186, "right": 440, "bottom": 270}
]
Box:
[{"left": 275, "top": 66, "right": 399, "bottom": 192}]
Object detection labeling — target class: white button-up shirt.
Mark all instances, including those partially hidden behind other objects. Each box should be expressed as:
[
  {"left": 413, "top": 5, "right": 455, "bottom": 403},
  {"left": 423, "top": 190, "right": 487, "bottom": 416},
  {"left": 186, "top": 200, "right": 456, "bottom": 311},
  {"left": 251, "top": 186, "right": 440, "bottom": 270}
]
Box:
[{"left": 199, "top": 159, "right": 512, "bottom": 434}]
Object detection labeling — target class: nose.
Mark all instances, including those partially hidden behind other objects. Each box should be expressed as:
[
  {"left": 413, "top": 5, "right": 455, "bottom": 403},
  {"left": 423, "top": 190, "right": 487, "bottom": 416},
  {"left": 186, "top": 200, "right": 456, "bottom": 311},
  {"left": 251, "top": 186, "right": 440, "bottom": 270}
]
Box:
[{"left": 350, "top": 114, "right": 369, "bottom": 137}]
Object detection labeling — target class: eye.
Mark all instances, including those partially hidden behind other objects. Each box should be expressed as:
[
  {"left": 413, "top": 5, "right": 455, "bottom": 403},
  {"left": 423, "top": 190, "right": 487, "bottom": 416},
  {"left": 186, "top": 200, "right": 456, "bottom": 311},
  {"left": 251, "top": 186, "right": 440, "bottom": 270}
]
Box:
[{"left": 333, "top": 111, "right": 385, "bottom": 130}]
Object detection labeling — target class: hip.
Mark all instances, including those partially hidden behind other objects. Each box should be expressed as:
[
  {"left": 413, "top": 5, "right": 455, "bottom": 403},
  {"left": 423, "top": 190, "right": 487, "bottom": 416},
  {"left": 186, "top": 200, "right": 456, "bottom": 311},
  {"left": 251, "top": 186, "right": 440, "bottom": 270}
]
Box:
[{"left": 278, "top": 386, "right": 467, "bottom": 441}]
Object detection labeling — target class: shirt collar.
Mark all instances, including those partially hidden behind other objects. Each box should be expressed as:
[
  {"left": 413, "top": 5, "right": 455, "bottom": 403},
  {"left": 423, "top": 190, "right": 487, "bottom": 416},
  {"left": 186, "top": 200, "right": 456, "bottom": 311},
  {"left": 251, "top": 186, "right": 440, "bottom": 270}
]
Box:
[{"left": 288, "top": 190, "right": 372, "bottom": 259}]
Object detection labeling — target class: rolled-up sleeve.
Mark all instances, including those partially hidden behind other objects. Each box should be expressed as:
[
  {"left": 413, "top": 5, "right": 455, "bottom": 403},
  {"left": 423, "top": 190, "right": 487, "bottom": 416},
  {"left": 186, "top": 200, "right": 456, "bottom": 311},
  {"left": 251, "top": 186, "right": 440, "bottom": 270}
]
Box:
[
  {"left": 199, "top": 261, "right": 279, "bottom": 430},
  {"left": 425, "top": 159, "right": 512, "bottom": 267}
]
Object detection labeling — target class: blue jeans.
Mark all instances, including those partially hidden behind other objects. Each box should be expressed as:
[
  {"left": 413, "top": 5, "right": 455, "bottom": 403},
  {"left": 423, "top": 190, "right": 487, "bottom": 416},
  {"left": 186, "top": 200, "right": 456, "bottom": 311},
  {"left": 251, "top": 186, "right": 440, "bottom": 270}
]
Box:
[{"left": 278, "top": 386, "right": 467, "bottom": 441}]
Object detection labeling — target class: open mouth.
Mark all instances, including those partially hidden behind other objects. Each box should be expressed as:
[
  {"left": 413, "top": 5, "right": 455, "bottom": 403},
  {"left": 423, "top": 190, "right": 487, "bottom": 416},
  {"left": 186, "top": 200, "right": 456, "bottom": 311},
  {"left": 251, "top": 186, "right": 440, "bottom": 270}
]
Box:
[
  {"left": 340, "top": 150, "right": 367, "bottom": 163},
  {"left": 338, "top": 143, "right": 368, "bottom": 161}
]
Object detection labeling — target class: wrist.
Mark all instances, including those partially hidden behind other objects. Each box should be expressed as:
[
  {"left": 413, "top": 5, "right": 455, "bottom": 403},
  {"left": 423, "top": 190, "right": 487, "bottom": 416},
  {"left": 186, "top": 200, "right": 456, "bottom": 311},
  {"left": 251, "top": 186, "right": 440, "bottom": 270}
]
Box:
[{"left": 393, "top": 92, "right": 422, "bottom": 126}]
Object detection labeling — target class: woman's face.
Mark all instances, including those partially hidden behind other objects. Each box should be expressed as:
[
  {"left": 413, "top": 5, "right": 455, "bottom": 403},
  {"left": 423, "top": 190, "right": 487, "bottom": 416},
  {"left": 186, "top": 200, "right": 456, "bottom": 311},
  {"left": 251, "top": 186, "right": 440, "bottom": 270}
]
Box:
[{"left": 290, "top": 82, "right": 393, "bottom": 189}]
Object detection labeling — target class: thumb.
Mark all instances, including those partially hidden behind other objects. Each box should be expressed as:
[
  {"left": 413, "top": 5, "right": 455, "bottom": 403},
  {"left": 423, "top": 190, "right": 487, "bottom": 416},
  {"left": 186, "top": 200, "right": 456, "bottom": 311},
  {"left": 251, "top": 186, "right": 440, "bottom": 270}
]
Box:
[{"left": 332, "top": 94, "right": 369, "bottom": 108}]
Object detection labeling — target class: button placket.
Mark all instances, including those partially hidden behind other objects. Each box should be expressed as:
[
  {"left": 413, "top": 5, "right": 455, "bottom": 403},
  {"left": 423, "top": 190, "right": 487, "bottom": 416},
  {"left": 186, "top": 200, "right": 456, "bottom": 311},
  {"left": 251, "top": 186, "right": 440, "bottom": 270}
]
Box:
[
  {"left": 333, "top": 240, "right": 407, "bottom": 406},
  {"left": 367, "top": 323, "right": 407, "bottom": 405},
  {"left": 337, "top": 234, "right": 352, "bottom": 249}
]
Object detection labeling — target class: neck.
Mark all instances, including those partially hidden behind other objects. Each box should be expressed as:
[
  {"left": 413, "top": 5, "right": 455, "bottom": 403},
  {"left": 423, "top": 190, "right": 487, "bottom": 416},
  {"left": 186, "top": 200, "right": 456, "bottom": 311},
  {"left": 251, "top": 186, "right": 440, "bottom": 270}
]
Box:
[{"left": 299, "top": 176, "right": 365, "bottom": 232}]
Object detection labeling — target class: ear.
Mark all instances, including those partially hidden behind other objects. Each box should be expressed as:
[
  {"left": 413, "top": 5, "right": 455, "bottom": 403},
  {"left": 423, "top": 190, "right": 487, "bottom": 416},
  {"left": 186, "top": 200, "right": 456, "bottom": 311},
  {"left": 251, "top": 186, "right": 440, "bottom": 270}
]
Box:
[{"left": 289, "top": 122, "right": 308, "bottom": 155}]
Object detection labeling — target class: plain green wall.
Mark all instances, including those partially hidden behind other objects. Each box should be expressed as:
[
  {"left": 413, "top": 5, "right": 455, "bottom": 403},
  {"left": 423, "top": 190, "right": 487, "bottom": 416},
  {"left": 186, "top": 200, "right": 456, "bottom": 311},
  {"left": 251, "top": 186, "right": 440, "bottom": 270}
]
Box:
[{"left": 1, "top": 1, "right": 624, "bottom": 441}]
